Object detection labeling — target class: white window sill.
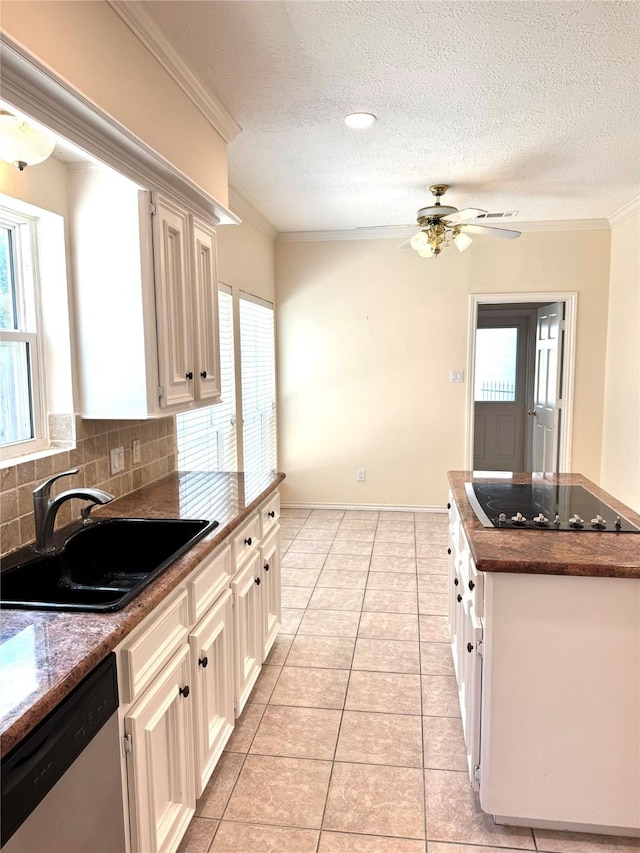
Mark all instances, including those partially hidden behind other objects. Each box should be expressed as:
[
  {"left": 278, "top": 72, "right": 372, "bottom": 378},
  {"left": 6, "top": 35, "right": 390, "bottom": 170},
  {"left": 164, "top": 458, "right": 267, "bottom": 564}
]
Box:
[{"left": 0, "top": 442, "right": 74, "bottom": 471}]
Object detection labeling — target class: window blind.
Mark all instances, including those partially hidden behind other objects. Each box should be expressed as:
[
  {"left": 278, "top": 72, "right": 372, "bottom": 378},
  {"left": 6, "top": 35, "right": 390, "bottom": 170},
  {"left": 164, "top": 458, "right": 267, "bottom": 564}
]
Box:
[
  {"left": 176, "top": 286, "right": 237, "bottom": 471},
  {"left": 239, "top": 292, "right": 276, "bottom": 475}
]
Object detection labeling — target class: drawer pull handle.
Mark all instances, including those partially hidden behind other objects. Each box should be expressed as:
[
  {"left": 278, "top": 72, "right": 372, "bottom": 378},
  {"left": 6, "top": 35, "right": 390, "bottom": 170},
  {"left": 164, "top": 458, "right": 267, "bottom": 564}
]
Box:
[
  {"left": 186, "top": 372, "right": 193, "bottom": 380},
  {"left": 268, "top": 510, "right": 276, "bottom": 518},
  {"left": 200, "top": 370, "right": 207, "bottom": 379},
  {"left": 244, "top": 537, "right": 252, "bottom": 546},
  {"left": 454, "top": 578, "right": 459, "bottom": 586},
  {"left": 457, "top": 594, "right": 463, "bottom": 603},
  {"left": 467, "top": 642, "right": 474, "bottom": 653},
  {"left": 264, "top": 562, "right": 270, "bottom": 572},
  {"left": 179, "top": 685, "right": 190, "bottom": 698},
  {"left": 468, "top": 580, "right": 475, "bottom": 591},
  {"left": 255, "top": 577, "right": 261, "bottom": 585},
  {"left": 198, "top": 656, "right": 208, "bottom": 668},
  {"left": 447, "top": 502, "right": 451, "bottom": 510},
  {"left": 447, "top": 547, "right": 451, "bottom": 555}
]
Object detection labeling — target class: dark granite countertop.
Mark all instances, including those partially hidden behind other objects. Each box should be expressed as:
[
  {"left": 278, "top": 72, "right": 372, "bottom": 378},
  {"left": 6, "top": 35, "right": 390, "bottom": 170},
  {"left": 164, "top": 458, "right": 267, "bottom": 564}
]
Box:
[
  {"left": 0, "top": 470, "right": 284, "bottom": 758},
  {"left": 448, "top": 471, "right": 640, "bottom": 579}
]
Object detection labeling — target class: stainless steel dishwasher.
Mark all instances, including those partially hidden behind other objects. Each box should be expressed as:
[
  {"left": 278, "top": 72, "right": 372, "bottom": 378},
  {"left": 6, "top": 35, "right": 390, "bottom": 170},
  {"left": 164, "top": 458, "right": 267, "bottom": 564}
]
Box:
[{"left": 1, "top": 653, "right": 126, "bottom": 852}]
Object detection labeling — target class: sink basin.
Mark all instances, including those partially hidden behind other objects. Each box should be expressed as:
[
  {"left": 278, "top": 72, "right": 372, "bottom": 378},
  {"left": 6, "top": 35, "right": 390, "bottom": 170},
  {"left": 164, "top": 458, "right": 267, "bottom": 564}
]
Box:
[{"left": 0, "top": 517, "right": 217, "bottom": 612}]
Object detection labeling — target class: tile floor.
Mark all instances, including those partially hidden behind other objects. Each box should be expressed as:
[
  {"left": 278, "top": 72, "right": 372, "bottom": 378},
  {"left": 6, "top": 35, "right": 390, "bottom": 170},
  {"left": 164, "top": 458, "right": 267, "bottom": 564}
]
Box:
[{"left": 179, "top": 508, "right": 639, "bottom": 853}]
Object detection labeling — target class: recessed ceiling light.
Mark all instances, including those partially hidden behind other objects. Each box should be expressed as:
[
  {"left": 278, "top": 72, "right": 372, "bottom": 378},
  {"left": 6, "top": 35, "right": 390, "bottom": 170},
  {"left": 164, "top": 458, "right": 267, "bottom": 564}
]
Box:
[{"left": 344, "top": 112, "right": 377, "bottom": 130}]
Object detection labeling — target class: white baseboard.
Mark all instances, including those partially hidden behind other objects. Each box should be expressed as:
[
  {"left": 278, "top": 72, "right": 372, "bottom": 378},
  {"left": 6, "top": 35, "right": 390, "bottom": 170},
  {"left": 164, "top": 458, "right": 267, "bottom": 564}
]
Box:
[{"left": 280, "top": 501, "right": 447, "bottom": 513}]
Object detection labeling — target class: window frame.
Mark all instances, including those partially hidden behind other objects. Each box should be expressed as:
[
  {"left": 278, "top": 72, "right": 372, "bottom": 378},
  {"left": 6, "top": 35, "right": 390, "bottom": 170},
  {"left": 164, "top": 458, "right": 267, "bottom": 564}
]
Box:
[{"left": 0, "top": 206, "right": 48, "bottom": 460}]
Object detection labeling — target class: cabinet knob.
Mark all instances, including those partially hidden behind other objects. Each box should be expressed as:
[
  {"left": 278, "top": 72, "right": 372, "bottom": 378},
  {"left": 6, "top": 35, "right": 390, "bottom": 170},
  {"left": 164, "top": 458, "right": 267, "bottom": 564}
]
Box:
[
  {"left": 264, "top": 562, "right": 270, "bottom": 572},
  {"left": 198, "top": 656, "right": 208, "bottom": 668},
  {"left": 179, "top": 685, "right": 190, "bottom": 698},
  {"left": 268, "top": 510, "right": 275, "bottom": 518},
  {"left": 186, "top": 372, "right": 193, "bottom": 380},
  {"left": 200, "top": 370, "right": 207, "bottom": 379},
  {"left": 255, "top": 577, "right": 261, "bottom": 585},
  {"left": 457, "top": 594, "right": 463, "bottom": 603},
  {"left": 244, "top": 537, "right": 252, "bottom": 546},
  {"left": 447, "top": 547, "right": 451, "bottom": 555},
  {"left": 469, "top": 580, "right": 475, "bottom": 591},
  {"left": 454, "top": 578, "right": 459, "bottom": 586},
  {"left": 447, "top": 502, "right": 451, "bottom": 510},
  {"left": 467, "top": 642, "right": 474, "bottom": 653}
]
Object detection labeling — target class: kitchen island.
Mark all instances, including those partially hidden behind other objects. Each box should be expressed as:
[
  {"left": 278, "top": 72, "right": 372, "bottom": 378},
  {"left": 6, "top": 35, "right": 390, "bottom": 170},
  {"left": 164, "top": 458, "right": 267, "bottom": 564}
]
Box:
[{"left": 447, "top": 471, "right": 640, "bottom": 838}]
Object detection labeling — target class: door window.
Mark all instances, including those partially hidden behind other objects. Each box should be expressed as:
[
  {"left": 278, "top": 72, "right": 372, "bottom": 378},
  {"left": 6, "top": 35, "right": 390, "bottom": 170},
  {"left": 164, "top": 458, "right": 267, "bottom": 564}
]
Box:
[{"left": 474, "top": 327, "right": 518, "bottom": 402}]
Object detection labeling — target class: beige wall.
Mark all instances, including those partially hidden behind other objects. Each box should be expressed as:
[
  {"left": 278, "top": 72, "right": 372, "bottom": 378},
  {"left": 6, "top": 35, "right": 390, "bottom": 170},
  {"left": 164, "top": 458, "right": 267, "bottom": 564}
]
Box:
[
  {"left": 601, "top": 212, "right": 640, "bottom": 513},
  {"left": 275, "top": 229, "right": 611, "bottom": 508},
  {"left": 216, "top": 218, "right": 275, "bottom": 303},
  {"left": 1, "top": 0, "right": 228, "bottom": 204}
]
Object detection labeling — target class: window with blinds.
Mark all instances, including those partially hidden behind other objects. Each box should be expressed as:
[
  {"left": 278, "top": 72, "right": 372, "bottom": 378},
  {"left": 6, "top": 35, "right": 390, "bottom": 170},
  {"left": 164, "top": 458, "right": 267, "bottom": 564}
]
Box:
[
  {"left": 239, "top": 292, "right": 276, "bottom": 475},
  {"left": 176, "top": 286, "right": 237, "bottom": 471}
]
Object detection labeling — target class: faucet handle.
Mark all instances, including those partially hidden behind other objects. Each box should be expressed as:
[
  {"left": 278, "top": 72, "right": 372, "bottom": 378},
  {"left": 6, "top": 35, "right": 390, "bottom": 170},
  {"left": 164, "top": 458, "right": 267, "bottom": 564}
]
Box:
[{"left": 33, "top": 468, "right": 80, "bottom": 499}]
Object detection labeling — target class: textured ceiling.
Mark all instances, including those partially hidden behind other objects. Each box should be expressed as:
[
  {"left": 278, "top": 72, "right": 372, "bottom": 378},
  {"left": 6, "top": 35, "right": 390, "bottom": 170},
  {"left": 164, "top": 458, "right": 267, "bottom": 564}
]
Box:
[{"left": 136, "top": 0, "right": 639, "bottom": 233}]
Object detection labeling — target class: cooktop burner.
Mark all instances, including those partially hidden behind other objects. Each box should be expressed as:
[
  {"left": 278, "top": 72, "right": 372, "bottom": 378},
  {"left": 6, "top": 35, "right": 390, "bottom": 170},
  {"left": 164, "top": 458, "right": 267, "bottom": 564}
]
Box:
[{"left": 464, "top": 482, "right": 640, "bottom": 533}]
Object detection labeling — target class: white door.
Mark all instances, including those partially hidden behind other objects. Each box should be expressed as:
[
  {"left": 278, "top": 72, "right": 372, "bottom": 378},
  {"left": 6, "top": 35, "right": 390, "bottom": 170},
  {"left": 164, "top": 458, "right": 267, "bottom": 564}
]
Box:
[
  {"left": 124, "top": 644, "right": 195, "bottom": 853},
  {"left": 152, "top": 194, "right": 195, "bottom": 408},
  {"left": 260, "top": 528, "right": 281, "bottom": 661},
  {"left": 189, "top": 588, "right": 235, "bottom": 797},
  {"left": 191, "top": 218, "right": 222, "bottom": 402},
  {"left": 231, "top": 552, "right": 262, "bottom": 716},
  {"left": 473, "top": 319, "right": 528, "bottom": 471},
  {"left": 531, "top": 303, "right": 563, "bottom": 474}
]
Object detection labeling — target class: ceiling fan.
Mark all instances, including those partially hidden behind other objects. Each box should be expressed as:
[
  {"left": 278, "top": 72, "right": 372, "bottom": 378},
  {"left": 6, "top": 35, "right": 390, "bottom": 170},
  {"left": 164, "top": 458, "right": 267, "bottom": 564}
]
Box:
[{"left": 402, "top": 184, "right": 521, "bottom": 258}]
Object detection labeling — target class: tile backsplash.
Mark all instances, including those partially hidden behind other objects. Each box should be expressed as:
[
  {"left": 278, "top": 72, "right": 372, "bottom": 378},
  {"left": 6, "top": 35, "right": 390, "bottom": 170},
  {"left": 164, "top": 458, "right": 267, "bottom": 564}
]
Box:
[{"left": 0, "top": 415, "right": 176, "bottom": 557}]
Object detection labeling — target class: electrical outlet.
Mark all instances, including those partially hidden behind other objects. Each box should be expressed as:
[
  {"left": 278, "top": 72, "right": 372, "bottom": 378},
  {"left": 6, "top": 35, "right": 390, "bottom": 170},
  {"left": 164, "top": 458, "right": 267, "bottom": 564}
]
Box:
[
  {"left": 110, "top": 446, "right": 125, "bottom": 475},
  {"left": 132, "top": 438, "right": 141, "bottom": 465},
  {"left": 357, "top": 468, "right": 366, "bottom": 482}
]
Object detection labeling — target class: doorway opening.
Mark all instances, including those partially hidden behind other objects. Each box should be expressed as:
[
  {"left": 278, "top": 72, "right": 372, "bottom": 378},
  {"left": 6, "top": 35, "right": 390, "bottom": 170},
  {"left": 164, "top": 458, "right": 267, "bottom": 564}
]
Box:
[{"left": 465, "top": 292, "right": 577, "bottom": 474}]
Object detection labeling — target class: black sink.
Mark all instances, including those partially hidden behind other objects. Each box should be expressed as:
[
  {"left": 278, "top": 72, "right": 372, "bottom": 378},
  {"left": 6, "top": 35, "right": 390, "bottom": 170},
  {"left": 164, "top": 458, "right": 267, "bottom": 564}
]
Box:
[{"left": 0, "top": 518, "right": 217, "bottom": 613}]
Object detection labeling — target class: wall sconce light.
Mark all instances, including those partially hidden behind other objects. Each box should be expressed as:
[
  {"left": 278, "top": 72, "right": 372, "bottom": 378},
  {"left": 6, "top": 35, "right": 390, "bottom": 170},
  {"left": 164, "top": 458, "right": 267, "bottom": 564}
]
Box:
[{"left": 0, "top": 111, "right": 56, "bottom": 171}]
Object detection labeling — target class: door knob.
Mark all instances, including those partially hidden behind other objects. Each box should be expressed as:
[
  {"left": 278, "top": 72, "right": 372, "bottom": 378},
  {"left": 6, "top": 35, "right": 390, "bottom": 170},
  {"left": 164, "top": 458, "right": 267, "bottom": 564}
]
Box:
[{"left": 528, "top": 410, "right": 537, "bottom": 416}]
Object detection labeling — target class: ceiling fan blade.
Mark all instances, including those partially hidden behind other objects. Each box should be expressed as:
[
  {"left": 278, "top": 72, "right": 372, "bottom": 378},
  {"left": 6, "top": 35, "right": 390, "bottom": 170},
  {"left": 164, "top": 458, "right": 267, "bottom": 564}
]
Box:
[
  {"left": 442, "top": 207, "right": 487, "bottom": 225},
  {"left": 461, "top": 223, "right": 521, "bottom": 239}
]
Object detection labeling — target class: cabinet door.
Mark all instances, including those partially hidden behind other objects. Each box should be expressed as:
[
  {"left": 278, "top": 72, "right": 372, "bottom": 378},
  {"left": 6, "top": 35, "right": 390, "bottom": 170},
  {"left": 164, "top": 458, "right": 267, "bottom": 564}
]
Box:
[
  {"left": 124, "top": 644, "right": 195, "bottom": 853},
  {"left": 231, "top": 552, "right": 262, "bottom": 717},
  {"left": 191, "top": 217, "right": 221, "bottom": 402},
  {"left": 189, "top": 588, "right": 234, "bottom": 797},
  {"left": 152, "top": 194, "right": 195, "bottom": 408},
  {"left": 260, "top": 528, "right": 281, "bottom": 661}
]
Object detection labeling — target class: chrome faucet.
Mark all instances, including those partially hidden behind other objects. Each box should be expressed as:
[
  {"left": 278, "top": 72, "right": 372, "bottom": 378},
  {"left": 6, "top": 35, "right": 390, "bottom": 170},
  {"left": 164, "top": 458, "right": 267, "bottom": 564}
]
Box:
[{"left": 32, "top": 468, "right": 114, "bottom": 554}]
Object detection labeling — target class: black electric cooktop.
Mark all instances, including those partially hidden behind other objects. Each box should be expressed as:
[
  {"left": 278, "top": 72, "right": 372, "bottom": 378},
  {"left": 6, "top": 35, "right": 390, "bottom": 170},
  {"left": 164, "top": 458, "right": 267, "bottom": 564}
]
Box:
[{"left": 464, "top": 482, "right": 640, "bottom": 533}]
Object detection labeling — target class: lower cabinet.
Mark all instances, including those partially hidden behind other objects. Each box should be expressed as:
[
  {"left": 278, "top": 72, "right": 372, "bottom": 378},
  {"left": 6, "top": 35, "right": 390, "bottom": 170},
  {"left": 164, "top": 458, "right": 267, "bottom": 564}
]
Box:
[
  {"left": 124, "top": 643, "right": 195, "bottom": 853},
  {"left": 189, "top": 588, "right": 234, "bottom": 797},
  {"left": 231, "top": 550, "right": 263, "bottom": 717},
  {"left": 117, "top": 488, "right": 282, "bottom": 852}
]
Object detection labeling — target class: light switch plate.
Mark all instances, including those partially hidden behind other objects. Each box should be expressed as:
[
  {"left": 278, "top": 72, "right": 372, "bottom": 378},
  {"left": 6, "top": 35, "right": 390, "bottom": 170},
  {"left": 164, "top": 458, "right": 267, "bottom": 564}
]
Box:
[
  {"left": 132, "top": 439, "right": 141, "bottom": 465},
  {"left": 450, "top": 370, "right": 464, "bottom": 383},
  {"left": 110, "top": 446, "right": 125, "bottom": 475}
]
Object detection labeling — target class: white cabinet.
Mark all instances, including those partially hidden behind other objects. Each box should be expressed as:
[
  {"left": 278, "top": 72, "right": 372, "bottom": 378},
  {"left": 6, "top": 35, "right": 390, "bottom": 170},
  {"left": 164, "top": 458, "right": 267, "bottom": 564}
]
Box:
[
  {"left": 124, "top": 643, "right": 195, "bottom": 853},
  {"left": 231, "top": 550, "right": 263, "bottom": 716},
  {"left": 69, "top": 167, "right": 221, "bottom": 418},
  {"left": 260, "top": 527, "right": 281, "bottom": 661},
  {"left": 189, "top": 588, "right": 234, "bottom": 797}
]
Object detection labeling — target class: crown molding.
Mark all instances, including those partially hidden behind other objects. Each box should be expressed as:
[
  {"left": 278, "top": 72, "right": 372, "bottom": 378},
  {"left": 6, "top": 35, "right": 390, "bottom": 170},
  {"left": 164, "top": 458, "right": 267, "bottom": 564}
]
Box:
[
  {"left": 226, "top": 188, "right": 278, "bottom": 240},
  {"left": 277, "top": 218, "right": 611, "bottom": 242},
  {"left": 608, "top": 196, "right": 640, "bottom": 228},
  {"left": 108, "top": 0, "right": 242, "bottom": 143}
]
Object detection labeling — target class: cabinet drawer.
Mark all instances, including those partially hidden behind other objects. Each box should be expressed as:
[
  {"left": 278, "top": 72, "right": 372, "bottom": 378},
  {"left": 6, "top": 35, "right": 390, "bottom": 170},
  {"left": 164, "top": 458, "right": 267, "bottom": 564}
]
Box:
[
  {"left": 119, "top": 588, "right": 190, "bottom": 705},
  {"left": 259, "top": 491, "right": 280, "bottom": 538},
  {"left": 231, "top": 514, "right": 260, "bottom": 571},
  {"left": 188, "top": 544, "right": 231, "bottom": 626}
]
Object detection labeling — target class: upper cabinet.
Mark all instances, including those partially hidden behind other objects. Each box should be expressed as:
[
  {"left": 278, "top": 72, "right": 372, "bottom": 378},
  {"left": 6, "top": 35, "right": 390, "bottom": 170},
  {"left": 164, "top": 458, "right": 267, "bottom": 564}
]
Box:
[{"left": 69, "top": 167, "right": 221, "bottom": 419}]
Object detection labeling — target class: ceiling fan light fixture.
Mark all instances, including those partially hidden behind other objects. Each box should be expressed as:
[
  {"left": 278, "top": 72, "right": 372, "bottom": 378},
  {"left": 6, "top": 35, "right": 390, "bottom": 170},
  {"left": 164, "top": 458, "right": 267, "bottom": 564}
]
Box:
[
  {"left": 418, "top": 244, "right": 435, "bottom": 258},
  {"left": 410, "top": 230, "right": 428, "bottom": 251},
  {"left": 344, "top": 112, "right": 377, "bottom": 130},
  {"left": 454, "top": 230, "right": 473, "bottom": 253},
  {"left": 0, "top": 111, "right": 56, "bottom": 170}
]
